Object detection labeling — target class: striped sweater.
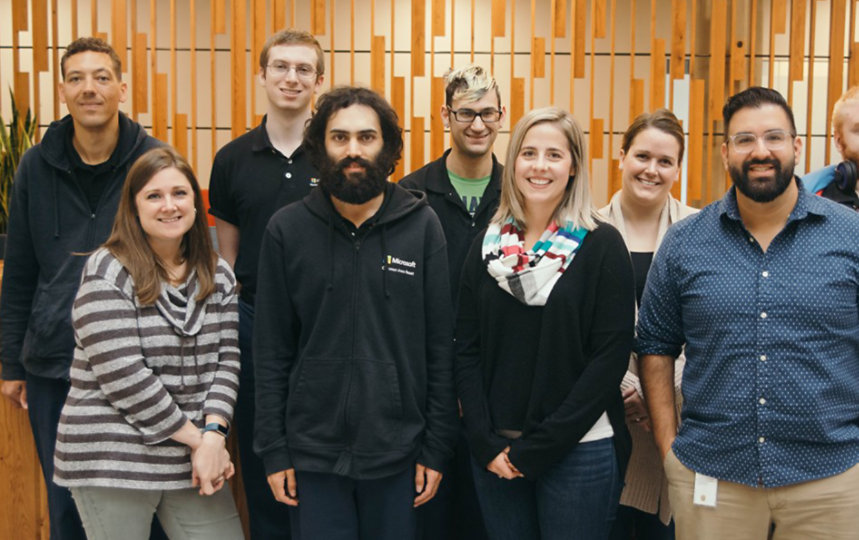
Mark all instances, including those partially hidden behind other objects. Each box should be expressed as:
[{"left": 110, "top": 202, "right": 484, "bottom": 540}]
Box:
[{"left": 53, "top": 248, "right": 240, "bottom": 490}]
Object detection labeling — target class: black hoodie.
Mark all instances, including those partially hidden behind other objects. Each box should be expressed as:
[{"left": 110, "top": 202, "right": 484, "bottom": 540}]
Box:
[
  {"left": 253, "top": 183, "right": 458, "bottom": 479},
  {"left": 0, "top": 113, "right": 162, "bottom": 380}
]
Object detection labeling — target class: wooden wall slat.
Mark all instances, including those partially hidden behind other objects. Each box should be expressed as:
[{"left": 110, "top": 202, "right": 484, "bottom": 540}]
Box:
[
  {"left": 609, "top": 158, "right": 620, "bottom": 196},
  {"left": 492, "top": 0, "right": 506, "bottom": 36},
  {"left": 688, "top": 79, "right": 704, "bottom": 201},
  {"left": 772, "top": 0, "right": 787, "bottom": 33},
  {"left": 14, "top": 72, "right": 30, "bottom": 119},
  {"left": 12, "top": 0, "right": 27, "bottom": 31},
  {"left": 707, "top": 0, "right": 727, "bottom": 123},
  {"left": 253, "top": 0, "right": 266, "bottom": 84},
  {"left": 649, "top": 38, "right": 665, "bottom": 110},
  {"left": 392, "top": 76, "right": 406, "bottom": 180},
  {"left": 51, "top": 0, "right": 59, "bottom": 120},
  {"left": 0, "top": 399, "right": 45, "bottom": 540},
  {"left": 155, "top": 72, "right": 168, "bottom": 141},
  {"left": 806, "top": 0, "right": 818, "bottom": 173},
  {"left": 231, "top": 0, "right": 247, "bottom": 139},
  {"left": 850, "top": 42, "right": 859, "bottom": 88},
  {"left": 731, "top": 42, "right": 747, "bottom": 84},
  {"left": 531, "top": 37, "right": 545, "bottom": 78},
  {"left": 432, "top": 0, "right": 446, "bottom": 36},
  {"left": 213, "top": 0, "right": 226, "bottom": 33},
  {"left": 411, "top": 116, "right": 425, "bottom": 171},
  {"left": 789, "top": 0, "right": 806, "bottom": 82},
  {"left": 669, "top": 0, "right": 685, "bottom": 80},
  {"left": 630, "top": 78, "right": 644, "bottom": 121},
  {"left": 430, "top": 77, "right": 445, "bottom": 160},
  {"left": 110, "top": 0, "right": 127, "bottom": 66},
  {"left": 510, "top": 76, "right": 525, "bottom": 128},
  {"left": 412, "top": 0, "right": 426, "bottom": 76},
  {"left": 826, "top": 0, "right": 847, "bottom": 163},
  {"left": 554, "top": 0, "right": 566, "bottom": 37},
  {"left": 371, "top": 35, "right": 386, "bottom": 94},
  {"left": 33, "top": 0, "right": 49, "bottom": 72},
  {"left": 311, "top": 0, "right": 326, "bottom": 35},
  {"left": 133, "top": 33, "right": 148, "bottom": 114},
  {"left": 590, "top": 117, "right": 604, "bottom": 159},
  {"left": 273, "top": 0, "right": 286, "bottom": 33},
  {"left": 174, "top": 112, "right": 188, "bottom": 157},
  {"left": 593, "top": 0, "right": 606, "bottom": 39}
]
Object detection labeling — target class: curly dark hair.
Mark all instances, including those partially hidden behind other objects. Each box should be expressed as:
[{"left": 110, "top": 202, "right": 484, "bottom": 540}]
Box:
[
  {"left": 303, "top": 86, "right": 403, "bottom": 176},
  {"left": 61, "top": 37, "right": 122, "bottom": 80},
  {"left": 722, "top": 86, "right": 796, "bottom": 136}
]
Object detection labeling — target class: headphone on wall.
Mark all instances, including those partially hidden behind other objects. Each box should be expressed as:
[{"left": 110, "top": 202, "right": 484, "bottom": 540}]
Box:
[{"left": 834, "top": 160, "right": 859, "bottom": 193}]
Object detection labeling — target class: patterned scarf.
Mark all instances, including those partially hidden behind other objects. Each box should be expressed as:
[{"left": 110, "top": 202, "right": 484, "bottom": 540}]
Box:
[{"left": 482, "top": 218, "right": 588, "bottom": 306}]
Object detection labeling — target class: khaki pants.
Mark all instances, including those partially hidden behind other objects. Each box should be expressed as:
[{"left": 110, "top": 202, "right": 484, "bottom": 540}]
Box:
[{"left": 664, "top": 449, "right": 859, "bottom": 540}]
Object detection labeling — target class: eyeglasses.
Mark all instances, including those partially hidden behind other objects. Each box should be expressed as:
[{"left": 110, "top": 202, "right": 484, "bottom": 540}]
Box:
[
  {"left": 447, "top": 107, "right": 502, "bottom": 124},
  {"left": 727, "top": 129, "right": 795, "bottom": 153},
  {"left": 266, "top": 62, "right": 317, "bottom": 80}
]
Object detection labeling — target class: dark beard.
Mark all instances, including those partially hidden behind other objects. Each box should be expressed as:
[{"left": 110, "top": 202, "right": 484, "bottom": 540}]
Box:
[
  {"left": 318, "top": 155, "right": 390, "bottom": 204},
  {"left": 729, "top": 158, "right": 795, "bottom": 203}
]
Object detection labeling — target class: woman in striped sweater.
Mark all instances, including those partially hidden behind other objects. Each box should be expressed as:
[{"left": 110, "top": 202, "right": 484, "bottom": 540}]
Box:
[{"left": 53, "top": 147, "right": 243, "bottom": 539}]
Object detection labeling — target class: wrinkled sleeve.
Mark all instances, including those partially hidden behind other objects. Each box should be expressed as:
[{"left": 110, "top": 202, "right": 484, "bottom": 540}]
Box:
[
  {"left": 202, "top": 265, "right": 241, "bottom": 422},
  {"left": 207, "top": 151, "right": 238, "bottom": 225},
  {"left": 252, "top": 224, "right": 298, "bottom": 475},
  {"left": 0, "top": 153, "right": 38, "bottom": 380},
  {"left": 635, "top": 226, "right": 685, "bottom": 358},
  {"left": 72, "top": 265, "right": 187, "bottom": 444}
]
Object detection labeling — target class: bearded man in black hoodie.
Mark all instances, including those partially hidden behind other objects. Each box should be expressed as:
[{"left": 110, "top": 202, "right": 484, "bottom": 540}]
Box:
[
  {"left": 253, "top": 86, "right": 458, "bottom": 539},
  {"left": 0, "top": 37, "right": 162, "bottom": 540}
]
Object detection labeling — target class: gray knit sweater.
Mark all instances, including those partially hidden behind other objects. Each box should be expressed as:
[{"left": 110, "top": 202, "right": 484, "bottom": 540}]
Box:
[{"left": 54, "top": 248, "right": 240, "bottom": 490}]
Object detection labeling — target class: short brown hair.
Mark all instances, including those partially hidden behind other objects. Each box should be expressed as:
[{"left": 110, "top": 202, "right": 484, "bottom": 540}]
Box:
[
  {"left": 259, "top": 29, "right": 325, "bottom": 77},
  {"left": 103, "top": 147, "right": 216, "bottom": 305},
  {"left": 61, "top": 37, "right": 122, "bottom": 80},
  {"left": 621, "top": 109, "right": 685, "bottom": 163}
]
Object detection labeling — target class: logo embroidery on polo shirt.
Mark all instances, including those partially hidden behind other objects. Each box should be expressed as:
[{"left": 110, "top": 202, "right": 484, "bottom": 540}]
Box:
[{"left": 383, "top": 255, "right": 417, "bottom": 276}]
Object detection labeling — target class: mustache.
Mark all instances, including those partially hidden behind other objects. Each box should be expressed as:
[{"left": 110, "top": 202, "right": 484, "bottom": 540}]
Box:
[
  {"left": 743, "top": 158, "right": 780, "bottom": 173},
  {"left": 337, "top": 156, "right": 374, "bottom": 172}
]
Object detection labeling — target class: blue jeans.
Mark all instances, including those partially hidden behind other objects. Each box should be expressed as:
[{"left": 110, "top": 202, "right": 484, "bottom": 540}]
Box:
[
  {"left": 237, "top": 299, "right": 294, "bottom": 539},
  {"left": 471, "top": 438, "right": 622, "bottom": 540}
]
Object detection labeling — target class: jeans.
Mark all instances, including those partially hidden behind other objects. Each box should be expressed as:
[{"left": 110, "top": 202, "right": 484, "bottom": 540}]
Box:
[
  {"left": 609, "top": 504, "right": 674, "bottom": 540},
  {"left": 291, "top": 467, "right": 416, "bottom": 540},
  {"left": 237, "top": 298, "right": 294, "bottom": 539},
  {"left": 471, "top": 437, "right": 622, "bottom": 540}
]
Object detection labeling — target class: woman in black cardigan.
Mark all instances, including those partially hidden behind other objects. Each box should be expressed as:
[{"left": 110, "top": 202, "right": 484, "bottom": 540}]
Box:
[{"left": 456, "top": 107, "right": 635, "bottom": 540}]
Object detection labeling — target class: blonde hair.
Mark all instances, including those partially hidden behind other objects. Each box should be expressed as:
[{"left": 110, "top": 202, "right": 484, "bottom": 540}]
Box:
[
  {"left": 444, "top": 64, "right": 501, "bottom": 107},
  {"left": 493, "top": 107, "right": 598, "bottom": 231},
  {"left": 831, "top": 86, "right": 859, "bottom": 135}
]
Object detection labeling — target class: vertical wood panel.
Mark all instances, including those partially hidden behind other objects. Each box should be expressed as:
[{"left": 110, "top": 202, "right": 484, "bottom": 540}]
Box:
[
  {"left": 411, "top": 116, "right": 425, "bottom": 172},
  {"left": 33, "top": 0, "right": 49, "bottom": 72},
  {"left": 12, "top": 0, "right": 27, "bottom": 31},
  {"left": 789, "top": 0, "right": 806, "bottom": 82},
  {"left": 708, "top": 0, "right": 727, "bottom": 123},
  {"left": 593, "top": 0, "right": 605, "bottom": 38},
  {"left": 630, "top": 78, "right": 644, "bottom": 121},
  {"left": 51, "top": 0, "right": 59, "bottom": 120},
  {"left": 649, "top": 38, "right": 665, "bottom": 110},
  {"left": 155, "top": 72, "right": 168, "bottom": 141},
  {"left": 213, "top": 0, "right": 226, "bottom": 33},
  {"left": 174, "top": 113, "right": 188, "bottom": 157},
  {"left": 231, "top": 0, "right": 248, "bottom": 139},
  {"left": 807, "top": 0, "right": 818, "bottom": 173},
  {"left": 773, "top": 0, "right": 787, "bottom": 33},
  {"left": 573, "top": 0, "right": 586, "bottom": 78},
  {"left": 432, "top": 0, "right": 446, "bottom": 36},
  {"left": 554, "top": 0, "right": 566, "bottom": 37},
  {"left": 531, "top": 37, "right": 545, "bottom": 78},
  {"left": 273, "top": 0, "right": 286, "bottom": 32},
  {"left": 110, "top": 0, "right": 127, "bottom": 66},
  {"left": 392, "top": 76, "right": 406, "bottom": 180},
  {"left": 412, "top": 0, "right": 426, "bottom": 76},
  {"left": 492, "top": 0, "right": 506, "bottom": 36},
  {"left": 510, "top": 77, "right": 525, "bottom": 128},
  {"left": 133, "top": 33, "right": 148, "bottom": 115},
  {"left": 850, "top": 42, "right": 859, "bottom": 88},
  {"left": 190, "top": 0, "right": 198, "bottom": 171},
  {"left": 371, "top": 36, "right": 386, "bottom": 94},
  {"left": 669, "top": 0, "right": 685, "bottom": 80},
  {"left": 826, "top": 0, "right": 847, "bottom": 163},
  {"left": 311, "top": 0, "right": 326, "bottom": 35},
  {"left": 0, "top": 399, "right": 45, "bottom": 540},
  {"left": 688, "top": 79, "right": 704, "bottom": 201},
  {"left": 430, "top": 77, "right": 445, "bottom": 160},
  {"left": 590, "top": 118, "right": 604, "bottom": 159}
]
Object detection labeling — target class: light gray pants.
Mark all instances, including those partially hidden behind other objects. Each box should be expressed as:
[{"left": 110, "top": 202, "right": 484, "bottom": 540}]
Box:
[{"left": 70, "top": 485, "right": 244, "bottom": 540}]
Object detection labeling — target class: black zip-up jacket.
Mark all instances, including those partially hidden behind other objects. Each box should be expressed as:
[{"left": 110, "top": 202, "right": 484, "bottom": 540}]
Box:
[
  {"left": 399, "top": 149, "right": 502, "bottom": 303},
  {"left": 253, "top": 183, "right": 458, "bottom": 479},
  {"left": 0, "top": 113, "right": 162, "bottom": 380}
]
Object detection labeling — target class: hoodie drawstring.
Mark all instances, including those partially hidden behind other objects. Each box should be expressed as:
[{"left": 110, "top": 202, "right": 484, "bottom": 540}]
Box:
[
  {"left": 326, "top": 217, "right": 335, "bottom": 291},
  {"left": 380, "top": 224, "right": 390, "bottom": 299}
]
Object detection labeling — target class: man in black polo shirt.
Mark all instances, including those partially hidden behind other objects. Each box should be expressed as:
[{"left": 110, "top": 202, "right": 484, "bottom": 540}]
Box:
[
  {"left": 207, "top": 28, "right": 324, "bottom": 539},
  {"left": 399, "top": 63, "right": 504, "bottom": 540}
]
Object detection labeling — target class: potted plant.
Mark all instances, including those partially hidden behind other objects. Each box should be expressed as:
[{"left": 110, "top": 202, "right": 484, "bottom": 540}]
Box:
[{"left": 0, "top": 90, "right": 37, "bottom": 259}]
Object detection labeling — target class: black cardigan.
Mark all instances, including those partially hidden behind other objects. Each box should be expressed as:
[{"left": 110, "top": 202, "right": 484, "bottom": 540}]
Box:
[{"left": 455, "top": 222, "right": 635, "bottom": 479}]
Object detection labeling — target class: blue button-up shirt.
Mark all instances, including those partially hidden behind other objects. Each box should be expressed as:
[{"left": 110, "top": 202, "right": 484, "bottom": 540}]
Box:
[{"left": 637, "top": 181, "right": 859, "bottom": 487}]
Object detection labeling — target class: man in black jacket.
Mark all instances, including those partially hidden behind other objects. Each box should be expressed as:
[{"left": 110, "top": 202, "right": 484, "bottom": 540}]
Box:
[
  {"left": 0, "top": 37, "right": 161, "bottom": 540},
  {"left": 254, "top": 86, "right": 458, "bottom": 539},
  {"left": 399, "top": 64, "right": 503, "bottom": 540}
]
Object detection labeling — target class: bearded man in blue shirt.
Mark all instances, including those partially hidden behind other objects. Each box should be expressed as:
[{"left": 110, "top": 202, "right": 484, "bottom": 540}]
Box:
[{"left": 637, "top": 86, "right": 859, "bottom": 540}]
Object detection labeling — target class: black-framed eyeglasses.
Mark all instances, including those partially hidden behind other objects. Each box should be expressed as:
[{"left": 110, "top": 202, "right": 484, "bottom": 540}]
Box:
[
  {"left": 447, "top": 107, "right": 502, "bottom": 124},
  {"left": 266, "top": 62, "right": 317, "bottom": 80},
  {"left": 727, "top": 129, "right": 795, "bottom": 153}
]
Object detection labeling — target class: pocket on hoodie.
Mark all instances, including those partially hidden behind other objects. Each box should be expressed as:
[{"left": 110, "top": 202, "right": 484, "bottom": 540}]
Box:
[
  {"left": 22, "top": 282, "right": 79, "bottom": 361},
  {"left": 349, "top": 359, "right": 411, "bottom": 449},
  {"left": 287, "top": 358, "right": 350, "bottom": 446}
]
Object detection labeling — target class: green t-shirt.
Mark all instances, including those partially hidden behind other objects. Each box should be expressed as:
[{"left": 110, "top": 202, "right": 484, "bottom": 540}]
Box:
[{"left": 448, "top": 171, "right": 491, "bottom": 217}]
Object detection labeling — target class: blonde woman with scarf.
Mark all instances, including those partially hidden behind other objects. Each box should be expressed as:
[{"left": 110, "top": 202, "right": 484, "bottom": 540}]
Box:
[
  {"left": 600, "top": 109, "right": 697, "bottom": 540},
  {"left": 456, "top": 107, "right": 635, "bottom": 539}
]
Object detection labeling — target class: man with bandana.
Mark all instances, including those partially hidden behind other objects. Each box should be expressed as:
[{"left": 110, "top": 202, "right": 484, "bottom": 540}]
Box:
[
  {"left": 252, "top": 86, "right": 458, "bottom": 539},
  {"left": 637, "top": 86, "right": 859, "bottom": 539}
]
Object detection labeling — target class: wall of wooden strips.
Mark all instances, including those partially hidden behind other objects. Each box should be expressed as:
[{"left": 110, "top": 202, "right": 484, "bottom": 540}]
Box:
[{"left": 1, "top": 0, "right": 858, "bottom": 537}]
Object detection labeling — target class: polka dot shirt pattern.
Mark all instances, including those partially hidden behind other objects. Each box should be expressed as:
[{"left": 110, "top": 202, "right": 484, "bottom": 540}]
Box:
[{"left": 636, "top": 181, "right": 859, "bottom": 488}]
